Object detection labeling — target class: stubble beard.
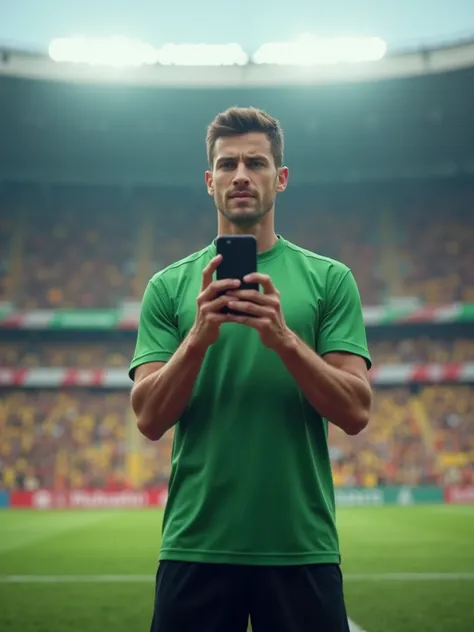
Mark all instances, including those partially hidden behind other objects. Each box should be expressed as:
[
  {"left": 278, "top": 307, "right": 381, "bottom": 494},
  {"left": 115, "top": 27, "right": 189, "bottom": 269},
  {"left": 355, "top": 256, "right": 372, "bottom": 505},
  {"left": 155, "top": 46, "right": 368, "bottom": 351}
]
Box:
[{"left": 217, "top": 195, "right": 274, "bottom": 229}]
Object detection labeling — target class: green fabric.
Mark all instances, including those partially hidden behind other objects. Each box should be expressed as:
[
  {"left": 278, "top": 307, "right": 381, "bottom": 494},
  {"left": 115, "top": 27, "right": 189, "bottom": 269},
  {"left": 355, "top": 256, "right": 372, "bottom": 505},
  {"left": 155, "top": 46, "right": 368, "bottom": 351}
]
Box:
[{"left": 130, "top": 236, "right": 371, "bottom": 565}]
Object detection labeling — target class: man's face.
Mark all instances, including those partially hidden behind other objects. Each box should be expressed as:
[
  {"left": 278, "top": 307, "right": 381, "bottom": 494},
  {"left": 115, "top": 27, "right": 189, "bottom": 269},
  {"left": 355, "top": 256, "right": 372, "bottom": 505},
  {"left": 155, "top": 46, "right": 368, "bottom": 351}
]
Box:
[{"left": 205, "top": 132, "right": 288, "bottom": 228}]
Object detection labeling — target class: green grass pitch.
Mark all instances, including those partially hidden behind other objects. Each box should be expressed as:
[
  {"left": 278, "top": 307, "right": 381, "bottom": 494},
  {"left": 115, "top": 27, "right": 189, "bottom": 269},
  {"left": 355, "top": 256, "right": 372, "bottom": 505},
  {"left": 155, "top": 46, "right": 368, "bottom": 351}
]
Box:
[{"left": 0, "top": 505, "right": 473, "bottom": 632}]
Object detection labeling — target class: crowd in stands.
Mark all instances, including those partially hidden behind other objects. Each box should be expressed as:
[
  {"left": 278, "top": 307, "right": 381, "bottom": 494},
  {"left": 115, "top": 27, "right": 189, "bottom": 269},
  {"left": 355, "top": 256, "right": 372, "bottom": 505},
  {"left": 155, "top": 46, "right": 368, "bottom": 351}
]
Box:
[
  {"left": 1, "top": 338, "right": 473, "bottom": 368},
  {"left": 0, "top": 183, "right": 473, "bottom": 308},
  {"left": 0, "top": 341, "right": 134, "bottom": 368},
  {"left": 421, "top": 385, "right": 474, "bottom": 457},
  {"left": 390, "top": 195, "right": 474, "bottom": 304},
  {"left": 0, "top": 386, "right": 472, "bottom": 491},
  {"left": 330, "top": 388, "right": 431, "bottom": 487},
  {"left": 368, "top": 338, "right": 474, "bottom": 364},
  {"left": 331, "top": 384, "right": 474, "bottom": 487},
  {"left": 19, "top": 189, "right": 137, "bottom": 309},
  {"left": 0, "top": 390, "right": 172, "bottom": 491}
]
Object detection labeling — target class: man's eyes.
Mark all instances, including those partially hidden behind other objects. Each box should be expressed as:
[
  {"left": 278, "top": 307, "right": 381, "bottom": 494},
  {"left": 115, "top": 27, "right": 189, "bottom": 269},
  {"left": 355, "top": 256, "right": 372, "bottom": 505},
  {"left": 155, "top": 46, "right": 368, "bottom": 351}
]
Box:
[{"left": 219, "top": 159, "right": 265, "bottom": 169}]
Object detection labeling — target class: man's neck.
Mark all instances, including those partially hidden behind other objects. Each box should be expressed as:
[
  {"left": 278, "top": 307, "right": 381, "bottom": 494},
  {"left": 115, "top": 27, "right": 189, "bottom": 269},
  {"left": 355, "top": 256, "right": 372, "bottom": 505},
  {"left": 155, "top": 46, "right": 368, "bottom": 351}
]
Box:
[{"left": 217, "top": 218, "right": 278, "bottom": 254}]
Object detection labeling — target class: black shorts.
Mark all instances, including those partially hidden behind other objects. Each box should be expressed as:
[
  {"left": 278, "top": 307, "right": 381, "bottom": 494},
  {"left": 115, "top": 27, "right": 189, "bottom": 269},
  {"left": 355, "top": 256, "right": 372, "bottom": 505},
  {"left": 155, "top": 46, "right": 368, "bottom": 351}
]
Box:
[{"left": 150, "top": 561, "right": 351, "bottom": 632}]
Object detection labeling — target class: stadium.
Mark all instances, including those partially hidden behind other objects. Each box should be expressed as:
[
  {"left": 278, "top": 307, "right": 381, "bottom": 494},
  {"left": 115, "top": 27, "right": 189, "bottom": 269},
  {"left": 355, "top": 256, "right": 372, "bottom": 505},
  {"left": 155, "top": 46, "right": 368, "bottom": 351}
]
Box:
[{"left": 1, "top": 25, "right": 474, "bottom": 632}]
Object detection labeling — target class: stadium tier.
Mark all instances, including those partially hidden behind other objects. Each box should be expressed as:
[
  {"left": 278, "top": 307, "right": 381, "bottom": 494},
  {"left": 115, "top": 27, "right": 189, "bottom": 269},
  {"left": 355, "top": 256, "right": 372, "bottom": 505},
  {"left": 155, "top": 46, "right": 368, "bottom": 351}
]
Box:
[
  {"left": 1, "top": 386, "right": 472, "bottom": 491},
  {"left": 2, "top": 338, "right": 474, "bottom": 367},
  {"left": 1, "top": 184, "right": 474, "bottom": 308}
]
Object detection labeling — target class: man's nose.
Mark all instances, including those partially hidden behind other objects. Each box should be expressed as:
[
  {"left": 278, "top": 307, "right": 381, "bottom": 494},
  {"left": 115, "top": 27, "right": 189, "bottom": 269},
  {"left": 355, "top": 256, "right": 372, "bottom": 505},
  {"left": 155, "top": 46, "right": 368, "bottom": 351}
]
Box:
[{"left": 232, "top": 163, "right": 250, "bottom": 186}]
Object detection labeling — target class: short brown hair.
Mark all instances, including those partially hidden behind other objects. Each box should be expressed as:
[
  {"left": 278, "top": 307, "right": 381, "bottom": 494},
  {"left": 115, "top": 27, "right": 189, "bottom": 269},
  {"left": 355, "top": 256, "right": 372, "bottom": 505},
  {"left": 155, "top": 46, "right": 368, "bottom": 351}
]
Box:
[{"left": 206, "top": 106, "right": 284, "bottom": 169}]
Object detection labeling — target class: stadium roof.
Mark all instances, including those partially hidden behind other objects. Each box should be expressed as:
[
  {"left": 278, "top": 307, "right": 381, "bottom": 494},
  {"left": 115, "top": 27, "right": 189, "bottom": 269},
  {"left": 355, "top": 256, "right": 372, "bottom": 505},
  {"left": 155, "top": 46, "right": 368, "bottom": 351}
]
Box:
[
  {"left": 2, "top": 35, "right": 474, "bottom": 86},
  {"left": 0, "top": 41, "right": 474, "bottom": 186}
]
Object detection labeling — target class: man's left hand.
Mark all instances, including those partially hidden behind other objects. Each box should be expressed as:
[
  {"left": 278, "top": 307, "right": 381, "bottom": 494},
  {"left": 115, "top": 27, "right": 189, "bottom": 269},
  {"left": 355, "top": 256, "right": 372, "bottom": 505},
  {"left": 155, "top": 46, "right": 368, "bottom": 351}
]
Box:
[{"left": 226, "top": 273, "right": 295, "bottom": 352}]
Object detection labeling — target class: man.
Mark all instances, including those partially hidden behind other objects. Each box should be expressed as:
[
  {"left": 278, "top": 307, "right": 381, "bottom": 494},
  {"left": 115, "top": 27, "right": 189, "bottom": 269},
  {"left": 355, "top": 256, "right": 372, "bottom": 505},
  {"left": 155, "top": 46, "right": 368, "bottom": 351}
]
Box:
[{"left": 129, "top": 107, "right": 372, "bottom": 632}]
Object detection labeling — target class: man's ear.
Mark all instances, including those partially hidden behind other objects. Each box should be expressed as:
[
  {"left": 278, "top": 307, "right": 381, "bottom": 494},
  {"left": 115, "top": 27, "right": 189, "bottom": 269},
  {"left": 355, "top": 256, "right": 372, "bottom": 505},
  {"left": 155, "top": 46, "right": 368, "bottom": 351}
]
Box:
[
  {"left": 205, "top": 171, "right": 214, "bottom": 196},
  {"left": 276, "top": 166, "right": 289, "bottom": 193}
]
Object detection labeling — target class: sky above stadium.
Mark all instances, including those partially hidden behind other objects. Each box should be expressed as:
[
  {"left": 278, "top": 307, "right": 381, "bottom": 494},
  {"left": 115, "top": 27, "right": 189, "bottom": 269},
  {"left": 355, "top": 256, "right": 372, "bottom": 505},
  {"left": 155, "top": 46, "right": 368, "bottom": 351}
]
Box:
[{"left": 1, "top": 0, "right": 474, "bottom": 53}]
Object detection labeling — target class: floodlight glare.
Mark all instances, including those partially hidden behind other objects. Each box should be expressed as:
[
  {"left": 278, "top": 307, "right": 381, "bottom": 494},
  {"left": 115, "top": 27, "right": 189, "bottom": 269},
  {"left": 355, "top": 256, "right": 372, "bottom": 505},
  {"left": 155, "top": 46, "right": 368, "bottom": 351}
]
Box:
[
  {"left": 252, "top": 36, "right": 387, "bottom": 65},
  {"left": 48, "top": 36, "right": 160, "bottom": 67},
  {"left": 156, "top": 43, "right": 248, "bottom": 66}
]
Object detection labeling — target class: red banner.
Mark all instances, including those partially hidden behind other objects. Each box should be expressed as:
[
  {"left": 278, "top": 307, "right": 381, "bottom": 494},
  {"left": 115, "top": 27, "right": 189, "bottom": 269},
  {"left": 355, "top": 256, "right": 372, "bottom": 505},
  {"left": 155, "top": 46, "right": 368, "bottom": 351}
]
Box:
[
  {"left": 444, "top": 486, "right": 474, "bottom": 505},
  {"left": 9, "top": 488, "right": 168, "bottom": 510}
]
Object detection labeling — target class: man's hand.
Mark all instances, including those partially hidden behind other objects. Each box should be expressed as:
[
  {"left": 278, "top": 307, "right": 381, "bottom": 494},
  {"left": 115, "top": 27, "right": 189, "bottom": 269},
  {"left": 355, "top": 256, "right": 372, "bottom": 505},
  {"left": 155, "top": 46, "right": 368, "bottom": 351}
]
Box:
[
  {"left": 188, "top": 255, "right": 241, "bottom": 352},
  {"left": 225, "top": 273, "right": 294, "bottom": 352}
]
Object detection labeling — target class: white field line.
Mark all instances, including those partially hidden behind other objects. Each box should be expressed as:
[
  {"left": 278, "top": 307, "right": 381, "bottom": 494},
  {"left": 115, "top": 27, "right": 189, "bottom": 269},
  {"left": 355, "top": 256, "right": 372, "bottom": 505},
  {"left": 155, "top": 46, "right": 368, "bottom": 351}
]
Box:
[
  {"left": 348, "top": 619, "right": 368, "bottom": 632},
  {"left": 0, "top": 572, "right": 371, "bottom": 631},
  {"left": 1, "top": 572, "right": 473, "bottom": 583}
]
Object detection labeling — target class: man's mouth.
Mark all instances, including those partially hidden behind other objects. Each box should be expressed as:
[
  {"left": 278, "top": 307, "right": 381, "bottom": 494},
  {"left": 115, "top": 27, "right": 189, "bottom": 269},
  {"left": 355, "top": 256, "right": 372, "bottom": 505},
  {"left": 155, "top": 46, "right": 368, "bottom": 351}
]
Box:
[{"left": 230, "top": 192, "right": 254, "bottom": 199}]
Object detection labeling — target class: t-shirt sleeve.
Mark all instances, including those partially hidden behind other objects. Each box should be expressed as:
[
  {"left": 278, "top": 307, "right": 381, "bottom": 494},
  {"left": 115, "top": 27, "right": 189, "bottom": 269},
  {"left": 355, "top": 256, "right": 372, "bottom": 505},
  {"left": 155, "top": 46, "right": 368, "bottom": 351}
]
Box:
[
  {"left": 317, "top": 267, "right": 372, "bottom": 370},
  {"left": 128, "top": 277, "right": 181, "bottom": 381}
]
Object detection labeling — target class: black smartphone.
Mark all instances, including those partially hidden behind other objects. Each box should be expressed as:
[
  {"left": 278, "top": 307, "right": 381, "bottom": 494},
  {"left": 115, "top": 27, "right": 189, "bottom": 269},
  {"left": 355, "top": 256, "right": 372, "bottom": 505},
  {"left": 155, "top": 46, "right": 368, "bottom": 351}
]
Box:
[{"left": 215, "top": 234, "right": 258, "bottom": 315}]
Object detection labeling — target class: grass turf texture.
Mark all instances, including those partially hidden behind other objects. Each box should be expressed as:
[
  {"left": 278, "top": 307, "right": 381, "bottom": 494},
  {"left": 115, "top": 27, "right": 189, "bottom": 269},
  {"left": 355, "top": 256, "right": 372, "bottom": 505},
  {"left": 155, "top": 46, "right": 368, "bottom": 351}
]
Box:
[{"left": 0, "top": 506, "right": 473, "bottom": 632}]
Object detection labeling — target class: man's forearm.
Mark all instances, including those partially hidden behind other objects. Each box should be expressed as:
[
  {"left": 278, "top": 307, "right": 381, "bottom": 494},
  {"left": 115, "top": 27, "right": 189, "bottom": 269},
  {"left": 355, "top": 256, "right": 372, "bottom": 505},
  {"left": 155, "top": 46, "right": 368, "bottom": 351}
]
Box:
[
  {"left": 276, "top": 332, "right": 371, "bottom": 435},
  {"left": 131, "top": 333, "right": 207, "bottom": 441}
]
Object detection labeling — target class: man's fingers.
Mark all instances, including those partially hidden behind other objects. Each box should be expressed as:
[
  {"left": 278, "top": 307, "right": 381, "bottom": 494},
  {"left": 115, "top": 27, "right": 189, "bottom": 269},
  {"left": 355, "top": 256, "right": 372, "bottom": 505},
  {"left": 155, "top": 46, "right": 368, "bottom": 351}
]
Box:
[
  {"left": 227, "top": 300, "right": 274, "bottom": 318},
  {"left": 199, "top": 278, "right": 241, "bottom": 303},
  {"left": 200, "top": 255, "right": 222, "bottom": 291},
  {"left": 202, "top": 293, "right": 233, "bottom": 314},
  {"left": 227, "top": 289, "right": 277, "bottom": 306},
  {"left": 243, "top": 273, "right": 276, "bottom": 295},
  {"left": 206, "top": 313, "right": 232, "bottom": 326},
  {"left": 224, "top": 314, "right": 271, "bottom": 329}
]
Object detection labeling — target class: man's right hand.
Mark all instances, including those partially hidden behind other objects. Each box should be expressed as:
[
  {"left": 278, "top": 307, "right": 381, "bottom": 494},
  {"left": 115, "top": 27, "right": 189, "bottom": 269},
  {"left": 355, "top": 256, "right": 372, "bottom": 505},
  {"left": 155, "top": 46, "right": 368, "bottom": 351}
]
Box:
[{"left": 188, "top": 255, "right": 240, "bottom": 352}]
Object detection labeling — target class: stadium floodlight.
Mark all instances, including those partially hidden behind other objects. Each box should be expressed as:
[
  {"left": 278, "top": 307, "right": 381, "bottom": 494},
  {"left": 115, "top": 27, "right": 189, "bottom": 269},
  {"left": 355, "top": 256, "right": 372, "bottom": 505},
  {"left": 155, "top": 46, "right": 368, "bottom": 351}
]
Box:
[
  {"left": 156, "top": 43, "right": 249, "bottom": 66},
  {"left": 48, "top": 36, "right": 160, "bottom": 67},
  {"left": 252, "top": 35, "right": 387, "bottom": 66}
]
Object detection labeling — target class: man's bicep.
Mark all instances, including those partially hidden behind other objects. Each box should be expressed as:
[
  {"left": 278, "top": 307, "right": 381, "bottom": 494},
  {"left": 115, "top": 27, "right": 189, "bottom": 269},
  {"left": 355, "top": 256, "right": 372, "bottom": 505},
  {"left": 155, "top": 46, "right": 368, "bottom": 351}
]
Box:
[
  {"left": 133, "top": 362, "right": 167, "bottom": 385},
  {"left": 129, "top": 278, "right": 180, "bottom": 381},
  {"left": 322, "top": 351, "right": 370, "bottom": 383},
  {"left": 317, "top": 268, "right": 371, "bottom": 370}
]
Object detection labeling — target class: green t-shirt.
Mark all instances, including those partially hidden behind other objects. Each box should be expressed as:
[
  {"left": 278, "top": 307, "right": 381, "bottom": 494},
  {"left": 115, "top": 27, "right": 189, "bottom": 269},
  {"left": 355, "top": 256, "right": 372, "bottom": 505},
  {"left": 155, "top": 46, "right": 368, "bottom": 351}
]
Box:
[{"left": 129, "top": 236, "right": 371, "bottom": 566}]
